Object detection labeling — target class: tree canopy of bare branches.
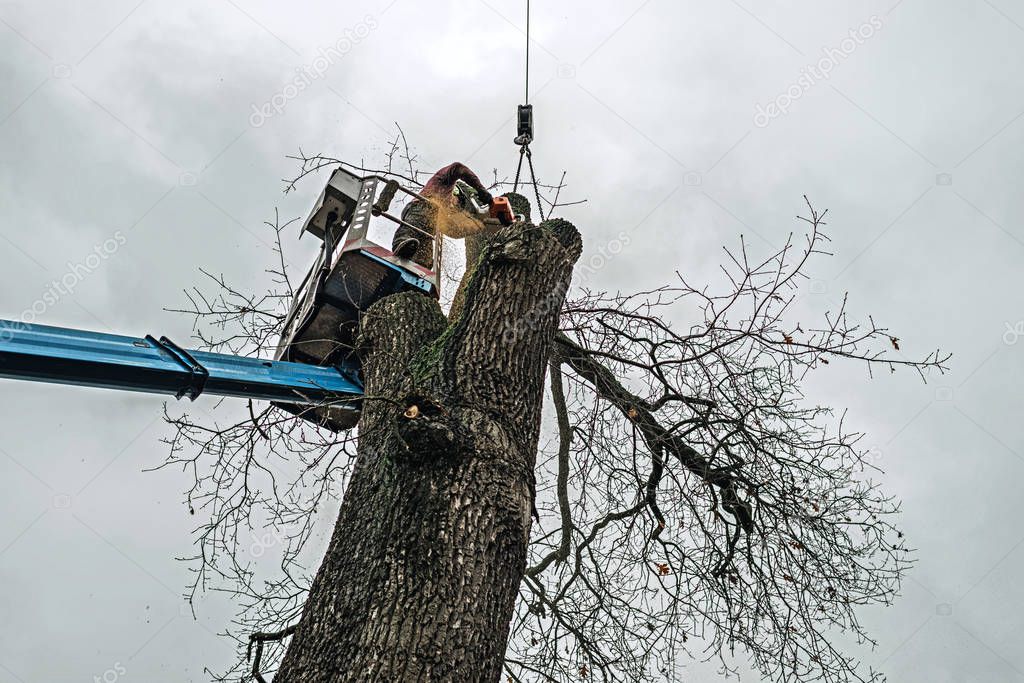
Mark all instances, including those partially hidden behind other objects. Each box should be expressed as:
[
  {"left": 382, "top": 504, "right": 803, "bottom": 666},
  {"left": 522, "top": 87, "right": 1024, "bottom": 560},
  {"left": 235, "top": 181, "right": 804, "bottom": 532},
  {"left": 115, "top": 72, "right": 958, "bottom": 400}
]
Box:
[{"left": 161, "top": 141, "right": 947, "bottom": 682}]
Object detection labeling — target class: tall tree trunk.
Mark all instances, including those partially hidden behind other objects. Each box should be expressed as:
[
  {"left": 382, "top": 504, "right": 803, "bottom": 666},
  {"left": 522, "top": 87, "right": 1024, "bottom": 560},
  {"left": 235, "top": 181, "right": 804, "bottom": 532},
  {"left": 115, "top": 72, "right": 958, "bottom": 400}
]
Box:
[{"left": 275, "top": 218, "right": 582, "bottom": 682}]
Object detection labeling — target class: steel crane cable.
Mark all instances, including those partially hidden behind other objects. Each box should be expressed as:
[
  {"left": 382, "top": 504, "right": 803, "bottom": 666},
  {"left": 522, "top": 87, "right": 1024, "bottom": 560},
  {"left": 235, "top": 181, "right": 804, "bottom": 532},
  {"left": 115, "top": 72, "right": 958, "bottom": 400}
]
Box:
[{"left": 511, "top": 0, "right": 546, "bottom": 222}]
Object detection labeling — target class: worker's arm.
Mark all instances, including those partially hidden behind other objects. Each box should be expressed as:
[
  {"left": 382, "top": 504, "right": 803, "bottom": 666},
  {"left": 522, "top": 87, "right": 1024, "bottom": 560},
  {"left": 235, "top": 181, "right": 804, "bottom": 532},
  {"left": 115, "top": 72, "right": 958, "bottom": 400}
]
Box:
[{"left": 436, "top": 162, "right": 493, "bottom": 204}]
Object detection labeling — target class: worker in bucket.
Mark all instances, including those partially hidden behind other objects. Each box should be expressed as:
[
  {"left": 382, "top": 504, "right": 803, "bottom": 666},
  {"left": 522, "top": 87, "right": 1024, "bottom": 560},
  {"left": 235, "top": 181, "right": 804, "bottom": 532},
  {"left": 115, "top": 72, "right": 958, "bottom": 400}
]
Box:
[{"left": 392, "top": 162, "right": 494, "bottom": 269}]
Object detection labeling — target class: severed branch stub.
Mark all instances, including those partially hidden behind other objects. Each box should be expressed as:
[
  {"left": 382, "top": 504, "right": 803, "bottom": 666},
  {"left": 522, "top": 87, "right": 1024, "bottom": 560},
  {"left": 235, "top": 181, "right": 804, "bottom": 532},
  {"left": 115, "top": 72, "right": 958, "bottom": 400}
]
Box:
[{"left": 395, "top": 393, "right": 469, "bottom": 461}]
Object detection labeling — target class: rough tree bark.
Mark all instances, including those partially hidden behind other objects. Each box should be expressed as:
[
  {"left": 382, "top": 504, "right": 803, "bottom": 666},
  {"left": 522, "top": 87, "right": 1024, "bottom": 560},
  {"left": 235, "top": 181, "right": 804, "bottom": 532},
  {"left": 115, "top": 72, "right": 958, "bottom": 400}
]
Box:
[{"left": 274, "top": 215, "right": 582, "bottom": 681}]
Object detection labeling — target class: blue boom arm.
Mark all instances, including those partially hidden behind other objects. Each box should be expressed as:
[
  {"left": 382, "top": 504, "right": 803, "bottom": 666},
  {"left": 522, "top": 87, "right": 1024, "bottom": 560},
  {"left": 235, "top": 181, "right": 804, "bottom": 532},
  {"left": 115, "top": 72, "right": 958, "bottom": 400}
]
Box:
[{"left": 0, "top": 320, "right": 363, "bottom": 417}]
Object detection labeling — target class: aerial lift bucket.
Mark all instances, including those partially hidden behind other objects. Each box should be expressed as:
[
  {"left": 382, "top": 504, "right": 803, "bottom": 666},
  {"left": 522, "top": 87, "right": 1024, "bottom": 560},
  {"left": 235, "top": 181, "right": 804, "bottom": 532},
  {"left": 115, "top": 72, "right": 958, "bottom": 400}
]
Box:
[{"left": 273, "top": 168, "right": 440, "bottom": 430}]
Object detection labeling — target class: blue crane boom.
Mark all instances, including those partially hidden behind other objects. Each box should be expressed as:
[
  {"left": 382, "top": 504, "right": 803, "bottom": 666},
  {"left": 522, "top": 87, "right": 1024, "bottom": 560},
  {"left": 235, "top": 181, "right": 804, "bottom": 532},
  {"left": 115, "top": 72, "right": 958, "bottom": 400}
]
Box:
[
  {"left": 0, "top": 166, "right": 495, "bottom": 430},
  {"left": 0, "top": 320, "right": 363, "bottom": 418}
]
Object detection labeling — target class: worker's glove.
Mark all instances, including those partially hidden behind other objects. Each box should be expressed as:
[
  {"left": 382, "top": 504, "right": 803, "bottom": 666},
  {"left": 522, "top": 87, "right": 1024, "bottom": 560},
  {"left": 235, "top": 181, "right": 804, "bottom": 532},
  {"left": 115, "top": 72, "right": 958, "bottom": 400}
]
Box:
[{"left": 477, "top": 188, "right": 494, "bottom": 206}]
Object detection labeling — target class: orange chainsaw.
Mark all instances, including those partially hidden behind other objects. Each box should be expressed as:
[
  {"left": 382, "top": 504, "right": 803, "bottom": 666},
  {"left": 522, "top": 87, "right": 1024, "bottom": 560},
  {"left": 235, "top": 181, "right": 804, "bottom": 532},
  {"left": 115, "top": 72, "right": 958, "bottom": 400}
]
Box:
[{"left": 454, "top": 179, "right": 517, "bottom": 226}]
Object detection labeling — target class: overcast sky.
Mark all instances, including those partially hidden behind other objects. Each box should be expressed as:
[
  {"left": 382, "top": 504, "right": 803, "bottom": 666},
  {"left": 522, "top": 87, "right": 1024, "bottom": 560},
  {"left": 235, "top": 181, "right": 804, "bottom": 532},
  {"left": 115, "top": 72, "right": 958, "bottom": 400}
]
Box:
[{"left": 1, "top": 1, "right": 1022, "bottom": 681}]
